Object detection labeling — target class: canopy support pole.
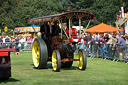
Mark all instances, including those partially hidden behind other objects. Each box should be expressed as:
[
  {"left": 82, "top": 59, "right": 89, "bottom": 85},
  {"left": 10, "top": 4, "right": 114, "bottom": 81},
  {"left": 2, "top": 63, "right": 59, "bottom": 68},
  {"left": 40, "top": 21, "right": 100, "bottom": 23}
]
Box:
[
  {"left": 69, "top": 19, "right": 71, "bottom": 38},
  {"left": 49, "top": 21, "right": 52, "bottom": 33},
  {"left": 58, "top": 19, "right": 69, "bottom": 39},
  {"left": 58, "top": 19, "right": 63, "bottom": 39},
  {"left": 60, "top": 19, "right": 63, "bottom": 39},
  {"left": 85, "top": 20, "right": 91, "bottom": 30},
  {"left": 62, "top": 26, "right": 69, "bottom": 39},
  {"left": 79, "top": 19, "right": 81, "bottom": 38}
]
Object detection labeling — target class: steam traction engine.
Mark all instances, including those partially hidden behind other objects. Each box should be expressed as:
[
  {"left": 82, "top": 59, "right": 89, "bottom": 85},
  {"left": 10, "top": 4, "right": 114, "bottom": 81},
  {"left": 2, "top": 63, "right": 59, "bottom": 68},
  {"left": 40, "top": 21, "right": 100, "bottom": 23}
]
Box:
[{"left": 29, "top": 11, "right": 95, "bottom": 71}]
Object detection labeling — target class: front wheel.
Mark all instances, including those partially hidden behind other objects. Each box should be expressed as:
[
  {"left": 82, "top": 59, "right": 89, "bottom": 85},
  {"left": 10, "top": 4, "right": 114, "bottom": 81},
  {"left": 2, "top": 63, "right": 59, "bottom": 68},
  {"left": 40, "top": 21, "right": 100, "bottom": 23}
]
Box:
[
  {"left": 77, "top": 50, "right": 87, "bottom": 70},
  {"left": 52, "top": 50, "right": 61, "bottom": 72}
]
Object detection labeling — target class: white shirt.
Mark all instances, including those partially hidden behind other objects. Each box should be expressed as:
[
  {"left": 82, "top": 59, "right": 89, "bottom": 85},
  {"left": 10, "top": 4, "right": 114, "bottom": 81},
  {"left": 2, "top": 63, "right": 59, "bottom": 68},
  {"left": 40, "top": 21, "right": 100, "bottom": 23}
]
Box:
[
  {"left": 3, "top": 38, "right": 6, "bottom": 43},
  {"left": 20, "top": 38, "right": 26, "bottom": 44}
]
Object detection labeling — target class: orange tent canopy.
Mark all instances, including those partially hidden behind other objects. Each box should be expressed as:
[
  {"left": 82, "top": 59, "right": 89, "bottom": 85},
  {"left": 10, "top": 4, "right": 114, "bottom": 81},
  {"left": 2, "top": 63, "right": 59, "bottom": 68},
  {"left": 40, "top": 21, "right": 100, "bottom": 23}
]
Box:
[{"left": 86, "top": 22, "right": 122, "bottom": 33}]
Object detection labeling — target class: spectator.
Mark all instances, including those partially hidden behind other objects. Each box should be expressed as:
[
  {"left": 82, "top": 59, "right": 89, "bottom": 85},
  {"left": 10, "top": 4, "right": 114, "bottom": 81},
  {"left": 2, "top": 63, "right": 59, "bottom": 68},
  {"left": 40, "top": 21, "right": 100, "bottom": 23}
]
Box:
[
  {"left": 78, "top": 38, "right": 85, "bottom": 50},
  {"left": 2, "top": 35, "right": 6, "bottom": 48},
  {"left": 115, "top": 34, "right": 127, "bottom": 63},
  {"left": 10, "top": 36, "right": 14, "bottom": 42},
  {"left": 92, "top": 34, "right": 99, "bottom": 58},
  {"left": 79, "top": 34, "right": 85, "bottom": 50},
  {"left": 0, "top": 35, "right": 3, "bottom": 48},
  {"left": 106, "top": 34, "right": 117, "bottom": 59},
  {"left": 86, "top": 33, "right": 92, "bottom": 57},
  {"left": 15, "top": 36, "right": 19, "bottom": 49},
  {"left": 98, "top": 35, "right": 105, "bottom": 58},
  {"left": 110, "top": 35, "right": 117, "bottom": 60},
  {"left": 104, "top": 33, "right": 109, "bottom": 42},
  {"left": 52, "top": 21, "right": 61, "bottom": 36},
  {"left": 10, "top": 36, "right": 14, "bottom": 48},
  {"left": 5, "top": 36, "right": 10, "bottom": 48},
  {"left": 122, "top": 33, "right": 126, "bottom": 40},
  {"left": 125, "top": 37, "right": 128, "bottom": 54},
  {"left": 27, "top": 36, "right": 33, "bottom": 42},
  {"left": 102, "top": 33, "right": 110, "bottom": 57},
  {"left": 116, "top": 30, "right": 121, "bottom": 37},
  {"left": 20, "top": 36, "right": 26, "bottom": 51}
]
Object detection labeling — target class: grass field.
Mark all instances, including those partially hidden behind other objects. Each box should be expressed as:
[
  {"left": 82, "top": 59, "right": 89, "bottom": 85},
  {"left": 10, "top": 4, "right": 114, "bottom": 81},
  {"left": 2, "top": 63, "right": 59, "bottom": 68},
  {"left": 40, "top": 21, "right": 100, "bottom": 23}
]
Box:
[{"left": 0, "top": 51, "right": 128, "bottom": 85}]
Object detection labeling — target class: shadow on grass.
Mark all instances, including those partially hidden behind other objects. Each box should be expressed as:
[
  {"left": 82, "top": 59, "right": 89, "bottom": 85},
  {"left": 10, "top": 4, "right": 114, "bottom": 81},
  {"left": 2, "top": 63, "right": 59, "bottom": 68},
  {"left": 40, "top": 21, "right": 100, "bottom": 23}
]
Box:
[
  {"left": 61, "top": 66, "right": 78, "bottom": 70},
  {"left": 46, "top": 63, "right": 52, "bottom": 68},
  {"left": 31, "top": 64, "right": 34, "bottom": 66},
  {"left": 32, "top": 63, "right": 52, "bottom": 69},
  {"left": 0, "top": 78, "right": 20, "bottom": 83},
  {"left": 46, "top": 63, "right": 79, "bottom": 71},
  {"left": 32, "top": 63, "right": 79, "bottom": 71}
]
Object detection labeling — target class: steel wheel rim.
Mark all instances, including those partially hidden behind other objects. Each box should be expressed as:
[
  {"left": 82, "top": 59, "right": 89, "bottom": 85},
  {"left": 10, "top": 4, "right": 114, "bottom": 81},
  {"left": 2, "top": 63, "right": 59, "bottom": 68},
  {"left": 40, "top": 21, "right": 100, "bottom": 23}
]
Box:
[
  {"left": 52, "top": 51, "right": 57, "bottom": 71},
  {"left": 32, "top": 40, "right": 40, "bottom": 67},
  {"left": 78, "top": 51, "right": 83, "bottom": 69}
]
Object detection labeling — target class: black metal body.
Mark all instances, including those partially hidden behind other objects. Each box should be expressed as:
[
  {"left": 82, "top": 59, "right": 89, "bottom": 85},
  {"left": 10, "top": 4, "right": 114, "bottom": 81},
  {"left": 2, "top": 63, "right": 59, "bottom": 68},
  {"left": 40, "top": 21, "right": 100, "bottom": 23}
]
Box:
[
  {"left": 0, "top": 67, "right": 11, "bottom": 79},
  {"left": 43, "top": 35, "right": 76, "bottom": 60}
]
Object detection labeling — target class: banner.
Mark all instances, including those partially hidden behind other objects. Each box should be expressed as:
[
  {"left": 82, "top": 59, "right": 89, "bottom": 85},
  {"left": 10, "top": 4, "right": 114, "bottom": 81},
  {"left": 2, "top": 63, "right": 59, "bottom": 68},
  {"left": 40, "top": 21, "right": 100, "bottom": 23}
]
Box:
[
  {"left": 15, "top": 27, "right": 40, "bottom": 33},
  {"left": 121, "top": 7, "right": 125, "bottom": 18}
]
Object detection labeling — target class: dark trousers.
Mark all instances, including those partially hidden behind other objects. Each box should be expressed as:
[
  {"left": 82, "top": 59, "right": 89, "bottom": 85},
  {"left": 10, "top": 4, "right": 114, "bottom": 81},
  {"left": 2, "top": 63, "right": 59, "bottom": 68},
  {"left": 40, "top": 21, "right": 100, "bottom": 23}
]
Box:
[
  {"left": 111, "top": 46, "right": 116, "bottom": 59},
  {"left": 98, "top": 46, "right": 103, "bottom": 56},
  {"left": 116, "top": 46, "right": 126, "bottom": 60},
  {"left": 107, "top": 45, "right": 111, "bottom": 59},
  {"left": 93, "top": 44, "right": 98, "bottom": 57}
]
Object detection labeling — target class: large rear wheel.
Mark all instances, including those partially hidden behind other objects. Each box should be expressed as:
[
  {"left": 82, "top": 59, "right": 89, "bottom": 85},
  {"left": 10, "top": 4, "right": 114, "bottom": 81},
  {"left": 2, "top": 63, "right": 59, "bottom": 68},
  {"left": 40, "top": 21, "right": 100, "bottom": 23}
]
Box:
[
  {"left": 52, "top": 50, "right": 61, "bottom": 72},
  {"left": 32, "top": 38, "right": 48, "bottom": 69},
  {"left": 77, "top": 50, "right": 87, "bottom": 70}
]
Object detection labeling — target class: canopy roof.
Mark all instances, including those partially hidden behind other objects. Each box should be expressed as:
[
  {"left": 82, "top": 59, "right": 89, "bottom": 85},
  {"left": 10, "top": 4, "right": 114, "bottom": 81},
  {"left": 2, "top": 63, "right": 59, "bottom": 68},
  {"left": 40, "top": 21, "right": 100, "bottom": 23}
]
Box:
[
  {"left": 15, "top": 27, "right": 40, "bottom": 33},
  {"left": 86, "top": 22, "right": 122, "bottom": 33},
  {"left": 28, "top": 11, "right": 95, "bottom": 24},
  {"left": 29, "top": 24, "right": 39, "bottom": 27}
]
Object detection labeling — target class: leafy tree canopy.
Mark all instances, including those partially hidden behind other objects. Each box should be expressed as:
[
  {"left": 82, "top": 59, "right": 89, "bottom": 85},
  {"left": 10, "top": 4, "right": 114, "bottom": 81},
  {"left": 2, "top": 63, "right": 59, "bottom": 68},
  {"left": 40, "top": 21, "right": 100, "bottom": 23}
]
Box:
[{"left": 0, "top": 0, "right": 128, "bottom": 30}]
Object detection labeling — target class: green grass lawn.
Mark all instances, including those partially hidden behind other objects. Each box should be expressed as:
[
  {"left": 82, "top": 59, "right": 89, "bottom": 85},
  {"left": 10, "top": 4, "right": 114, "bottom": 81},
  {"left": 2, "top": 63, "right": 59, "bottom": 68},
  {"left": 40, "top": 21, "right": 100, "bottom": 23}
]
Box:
[{"left": 0, "top": 51, "right": 128, "bottom": 85}]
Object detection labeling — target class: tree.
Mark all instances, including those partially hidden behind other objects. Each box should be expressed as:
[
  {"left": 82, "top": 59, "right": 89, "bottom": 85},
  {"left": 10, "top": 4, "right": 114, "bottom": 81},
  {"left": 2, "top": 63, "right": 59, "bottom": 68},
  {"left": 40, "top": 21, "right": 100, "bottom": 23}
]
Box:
[
  {"left": 5, "top": 0, "right": 63, "bottom": 28},
  {"left": 1, "top": 0, "right": 128, "bottom": 30},
  {"left": 67, "top": 0, "right": 125, "bottom": 27},
  {"left": 0, "top": 0, "right": 21, "bottom": 29}
]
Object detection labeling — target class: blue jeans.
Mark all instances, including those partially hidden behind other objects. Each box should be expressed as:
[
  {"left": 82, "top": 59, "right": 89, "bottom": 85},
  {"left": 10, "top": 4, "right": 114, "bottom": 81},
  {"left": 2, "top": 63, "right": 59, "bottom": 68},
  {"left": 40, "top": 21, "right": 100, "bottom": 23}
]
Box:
[
  {"left": 6, "top": 42, "right": 10, "bottom": 48},
  {"left": 21, "top": 44, "right": 24, "bottom": 50},
  {"left": 87, "top": 44, "right": 91, "bottom": 56},
  {"left": 0, "top": 43, "right": 2, "bottom": 48},
  {"left": 3, "top": 43, "right": 6, "bottom": 48},
  {"left": 98, "top": 47, "right": 103, "bottom": 56},
  {"left": 102, "top": 44, "right": 108, "bottom": 56},
  {"left": 15, "top": 43, "right": 19, "bottom": 49}
]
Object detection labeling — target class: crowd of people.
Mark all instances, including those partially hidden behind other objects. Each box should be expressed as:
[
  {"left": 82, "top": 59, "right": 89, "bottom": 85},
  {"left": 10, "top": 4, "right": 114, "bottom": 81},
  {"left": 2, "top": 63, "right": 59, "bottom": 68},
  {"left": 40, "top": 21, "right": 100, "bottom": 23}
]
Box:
[
  {"left": 78, "top": 30, "right": 128, "bottom": 63},
  {"left": 0, "top": 35, "right": 34, "bottom": 51},
  {"left": 0, "top": 30, "right": 128, "bottom": 63}
]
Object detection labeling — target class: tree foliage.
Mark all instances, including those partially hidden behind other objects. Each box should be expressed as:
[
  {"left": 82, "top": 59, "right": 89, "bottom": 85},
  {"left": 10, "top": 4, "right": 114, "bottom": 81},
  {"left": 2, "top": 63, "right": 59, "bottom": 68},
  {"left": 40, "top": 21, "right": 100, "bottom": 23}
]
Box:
[
  {"left": 5, "top": 0, "right": 63, "bottom": 28},
  {"left": 0, "top": 0, "right": 128, "bottom": 30}
]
